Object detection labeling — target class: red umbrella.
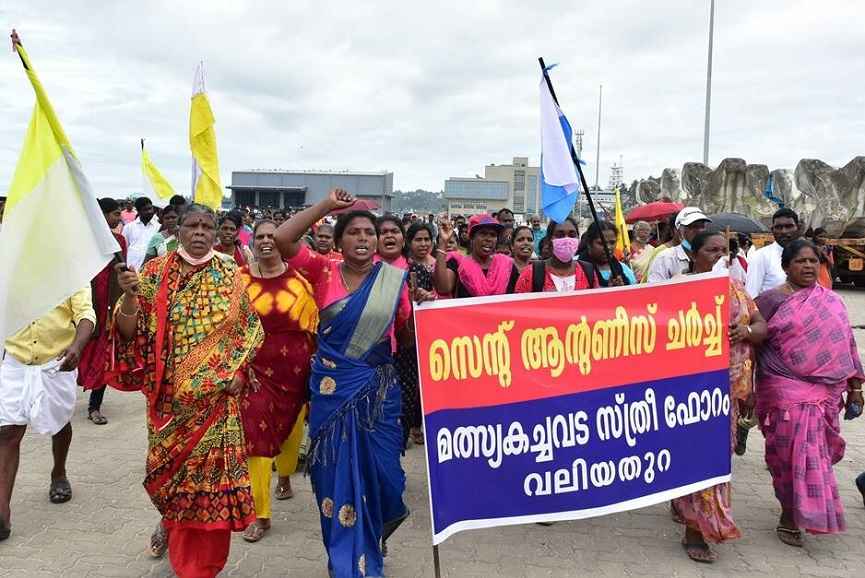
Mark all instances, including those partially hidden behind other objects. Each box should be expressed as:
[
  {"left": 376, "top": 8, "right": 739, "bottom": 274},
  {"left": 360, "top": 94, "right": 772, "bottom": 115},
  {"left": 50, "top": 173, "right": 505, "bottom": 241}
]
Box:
[
  {"left": 625, "top": 201, "right": 683, "bottom": 224},
  {"left": 330, "top": 198, "right": 380, "bottom": 215}
]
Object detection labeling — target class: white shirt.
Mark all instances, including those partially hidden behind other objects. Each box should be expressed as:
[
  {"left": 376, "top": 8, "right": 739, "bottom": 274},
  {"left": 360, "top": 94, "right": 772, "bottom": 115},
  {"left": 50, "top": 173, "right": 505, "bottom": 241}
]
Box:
[
  {"left": 551, "top": 274, "right": 577, "bottom": 292},
  {"left": 647, "top": 244, "right": 728, "bottom": 283},
  {"left": 123, "top": 217, "right": 161, "bottom": 271},
  {"left": 745, "top": 241, "right": 785, "bottom": 298},
  {"left": 647, "top": 245, "right": 690, "bottom": 282}
]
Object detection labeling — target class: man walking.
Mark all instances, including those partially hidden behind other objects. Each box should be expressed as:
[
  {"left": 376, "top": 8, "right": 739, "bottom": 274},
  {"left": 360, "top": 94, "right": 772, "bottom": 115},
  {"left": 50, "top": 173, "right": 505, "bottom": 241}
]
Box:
[
  {"left": 122, "top": 197, "right": 159, "bottom": 271},
  {"left": 646, "top": 207, "right": 713, "bottom": 282},
  {"left": 745, "top": 208, "right": 801, "bottom": 298},
  {"left": 0, "top": 289, "right": 95, "bottom": 541}
]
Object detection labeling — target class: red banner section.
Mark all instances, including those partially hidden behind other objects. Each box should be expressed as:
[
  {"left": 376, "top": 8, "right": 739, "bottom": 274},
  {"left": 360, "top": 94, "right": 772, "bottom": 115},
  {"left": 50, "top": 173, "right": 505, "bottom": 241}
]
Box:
[{"left": 415, "top": 272, "right": 730, "bottom": 414}]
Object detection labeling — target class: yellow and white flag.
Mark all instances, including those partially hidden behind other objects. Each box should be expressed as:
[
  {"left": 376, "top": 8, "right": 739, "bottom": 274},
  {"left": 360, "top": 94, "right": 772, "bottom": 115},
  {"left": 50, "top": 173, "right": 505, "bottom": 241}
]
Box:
[
  {"left": 613, "top": 186, "right": 631, "bottom": 261},
  {"left": 0, "top": 33, "right": 120, "bottom": 339},
  {"left": 141, "top": 139, "right": 175, "bottom": 208},
  {"left": 189, "top": 62, "right": 223, "bottom": 210}
]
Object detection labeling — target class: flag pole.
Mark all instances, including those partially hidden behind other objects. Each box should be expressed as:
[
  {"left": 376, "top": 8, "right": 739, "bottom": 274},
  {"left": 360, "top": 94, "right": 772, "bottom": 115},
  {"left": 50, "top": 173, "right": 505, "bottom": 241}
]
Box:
[{"left": 538, "top": 57, "right": 622, "bottom": 282}]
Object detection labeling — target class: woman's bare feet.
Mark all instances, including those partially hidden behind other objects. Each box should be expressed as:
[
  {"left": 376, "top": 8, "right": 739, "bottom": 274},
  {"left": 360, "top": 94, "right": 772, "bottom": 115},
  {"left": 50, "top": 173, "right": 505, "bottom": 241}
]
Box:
[{"left": 682, "top": 527, "right": 717, "bottom": 563}]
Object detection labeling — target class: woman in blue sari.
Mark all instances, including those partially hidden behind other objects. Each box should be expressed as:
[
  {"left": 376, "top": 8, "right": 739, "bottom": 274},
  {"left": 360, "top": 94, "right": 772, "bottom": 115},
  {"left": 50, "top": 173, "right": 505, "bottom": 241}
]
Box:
[{"left": 275, "top": 190, "right": 433, "bottom": 577}]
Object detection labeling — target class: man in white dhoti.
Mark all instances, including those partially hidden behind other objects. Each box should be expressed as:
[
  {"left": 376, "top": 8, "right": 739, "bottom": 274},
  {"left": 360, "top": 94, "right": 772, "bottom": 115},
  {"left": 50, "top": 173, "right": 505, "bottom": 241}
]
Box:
[{"left": 0, "top": 288, "right": 95, "bottom": 541}]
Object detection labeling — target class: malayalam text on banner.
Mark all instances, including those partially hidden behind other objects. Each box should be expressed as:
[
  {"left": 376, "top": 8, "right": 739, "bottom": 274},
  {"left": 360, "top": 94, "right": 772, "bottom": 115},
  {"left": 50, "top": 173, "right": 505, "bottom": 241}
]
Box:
[{"left": 414, "top": 271, "right": 732, "bottom": 545}]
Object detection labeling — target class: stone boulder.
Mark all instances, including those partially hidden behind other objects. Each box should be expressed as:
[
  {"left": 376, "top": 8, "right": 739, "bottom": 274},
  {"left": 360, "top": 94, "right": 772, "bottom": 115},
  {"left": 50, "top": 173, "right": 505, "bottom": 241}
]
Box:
[{"left": 631, "top": 157, "right": 865, "bottom": 237}]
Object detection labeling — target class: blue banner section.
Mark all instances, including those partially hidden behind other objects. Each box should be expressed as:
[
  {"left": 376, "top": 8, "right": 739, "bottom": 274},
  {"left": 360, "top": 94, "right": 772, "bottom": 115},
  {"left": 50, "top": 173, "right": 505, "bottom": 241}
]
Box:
[{"left": 425, "top": 369, "right": 731, "bottom": 539}]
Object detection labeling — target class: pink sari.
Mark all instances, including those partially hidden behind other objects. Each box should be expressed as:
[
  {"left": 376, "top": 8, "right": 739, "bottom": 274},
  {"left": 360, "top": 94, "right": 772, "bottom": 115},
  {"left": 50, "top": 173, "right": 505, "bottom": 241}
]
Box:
[
  {"left": 457, "top": 254, "right": 513, "bottom": 297},
  {"left": 755, "top": 284, "right": 863, "bottom": 534},
  {"left": 672, "top": 281, "right": 754, "bottom": 542}
]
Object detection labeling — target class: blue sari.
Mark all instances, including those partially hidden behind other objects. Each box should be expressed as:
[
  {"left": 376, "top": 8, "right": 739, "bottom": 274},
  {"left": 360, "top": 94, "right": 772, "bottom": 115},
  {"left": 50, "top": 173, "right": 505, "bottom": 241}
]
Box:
[{"left": 309, "top": 262, "right": 408, "bottom": 578}]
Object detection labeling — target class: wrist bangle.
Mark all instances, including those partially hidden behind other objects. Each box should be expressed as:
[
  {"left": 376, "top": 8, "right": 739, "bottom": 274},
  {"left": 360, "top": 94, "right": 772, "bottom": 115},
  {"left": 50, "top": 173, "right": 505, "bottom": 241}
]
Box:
[
  {"left": 746, "top": 325, "right": 753, "bottom": 335},
  {"left": 850, "top": 388, "right": 863, "bottom": 393},
  {"left": 435, "top": 249, "right": 448, "bottom": 257}
]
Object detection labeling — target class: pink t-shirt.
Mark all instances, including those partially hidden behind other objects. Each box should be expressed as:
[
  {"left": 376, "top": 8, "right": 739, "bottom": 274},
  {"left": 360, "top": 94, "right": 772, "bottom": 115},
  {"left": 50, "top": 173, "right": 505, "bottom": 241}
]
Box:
[{"left": 289, "top": 245, "right": 410, "bottom": 350}]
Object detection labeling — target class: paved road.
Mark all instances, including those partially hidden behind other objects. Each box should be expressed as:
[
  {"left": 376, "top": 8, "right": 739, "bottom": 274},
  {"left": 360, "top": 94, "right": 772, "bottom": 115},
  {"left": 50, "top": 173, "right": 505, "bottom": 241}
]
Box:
[{"left": 2, "top": 289, "right": 865, "bottom": 577}]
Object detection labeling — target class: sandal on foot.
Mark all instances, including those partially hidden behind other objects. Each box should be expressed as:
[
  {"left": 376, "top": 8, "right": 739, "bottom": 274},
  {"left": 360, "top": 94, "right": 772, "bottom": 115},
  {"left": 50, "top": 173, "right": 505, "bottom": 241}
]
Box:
[
  {"left": 149, "top": 524, "right": 167, "bottom": 558},
  {"left": 776, "top": 526, "right": 804, "bottom": 547},
  {"left": 49, "top": 478, "right": 72, "bottom": 504},
  {"left": 274, "top": 481, "right": 294, "bottom": 501},
  {"left": 88, "top": 409, "right": 108, "bottom": 425},
  {"left": 682, "top": 538, "right": 717, "bottom": 563},
  {"left": 0, "top": 519, "right": 10, "bottom": 542},
  {"left": 242, "top": 521, "right": 268, "bottom": 543}
]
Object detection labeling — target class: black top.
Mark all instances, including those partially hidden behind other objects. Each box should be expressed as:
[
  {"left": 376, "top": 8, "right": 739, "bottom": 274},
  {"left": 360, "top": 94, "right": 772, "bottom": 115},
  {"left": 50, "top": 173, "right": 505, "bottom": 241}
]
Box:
[{"left": 446, "top": 257, "right": 519, "bottom": 298}]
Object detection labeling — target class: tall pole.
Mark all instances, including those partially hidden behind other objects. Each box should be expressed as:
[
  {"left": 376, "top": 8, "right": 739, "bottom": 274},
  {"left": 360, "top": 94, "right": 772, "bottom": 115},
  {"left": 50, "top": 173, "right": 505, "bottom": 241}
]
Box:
[
  {"left": 703, "top": 0, "right": 715, "bottom": 165},
  {"left": 538, "top": 58, "right": 622, "bottom": 282},
  {"left": 595, "top": 84, "right": 602, "bottom": 189}
]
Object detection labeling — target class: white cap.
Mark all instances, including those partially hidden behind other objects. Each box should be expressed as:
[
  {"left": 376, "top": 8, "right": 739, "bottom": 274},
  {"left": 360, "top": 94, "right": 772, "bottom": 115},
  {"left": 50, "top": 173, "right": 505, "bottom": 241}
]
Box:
[{"left": 675, "top": 207, "right": 711, "bottom": 228}]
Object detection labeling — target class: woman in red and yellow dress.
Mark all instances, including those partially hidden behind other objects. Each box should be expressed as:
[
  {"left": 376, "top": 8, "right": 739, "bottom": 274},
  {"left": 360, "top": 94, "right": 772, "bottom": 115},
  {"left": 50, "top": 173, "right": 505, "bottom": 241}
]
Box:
[
  {"left": 238, "top": 220, "right": 319, "bottom": 542},
  {"left": 111, "top": 205, "right": 263, "bottom": 578}
]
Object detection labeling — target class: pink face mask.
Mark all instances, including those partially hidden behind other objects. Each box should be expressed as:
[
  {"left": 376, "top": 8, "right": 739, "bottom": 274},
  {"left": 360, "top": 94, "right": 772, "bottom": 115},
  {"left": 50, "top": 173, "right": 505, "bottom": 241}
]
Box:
[
  {"left": 177, "top": 245, "right": 215, "bottom": 266},
  {"left": 551, "top": 236, "right": 579, "bottom": 262}
]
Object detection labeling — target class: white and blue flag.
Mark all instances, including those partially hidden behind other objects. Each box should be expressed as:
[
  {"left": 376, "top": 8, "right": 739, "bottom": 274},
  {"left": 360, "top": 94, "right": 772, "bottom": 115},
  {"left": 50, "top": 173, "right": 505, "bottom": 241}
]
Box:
[{"left": 540, "top": 66, "right": 580, "bottom": 223}]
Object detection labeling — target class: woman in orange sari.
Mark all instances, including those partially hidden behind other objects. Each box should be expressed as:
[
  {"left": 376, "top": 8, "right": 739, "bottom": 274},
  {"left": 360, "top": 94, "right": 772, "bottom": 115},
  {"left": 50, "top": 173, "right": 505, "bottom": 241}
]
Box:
[
  {"left": 111, "top": 204, "right": 263, "bottom": 578},
  {"left": 238, "top": 220, "right": 318, "bottom": 543},
  {"left": 672, "top": 231, "right": 767, "bottom": 563}
]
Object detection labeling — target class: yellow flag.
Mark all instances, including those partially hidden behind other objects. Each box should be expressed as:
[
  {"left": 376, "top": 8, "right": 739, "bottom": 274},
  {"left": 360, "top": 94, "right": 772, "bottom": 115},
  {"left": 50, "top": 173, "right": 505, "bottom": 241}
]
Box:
[
  {"left": 1, "top": 32, "right": 119, "bottom": 338},
  {"left": 141, "top": 141, "right": 176, "bottom": 208},
  {"left": 189, "top": 62, "right": 223, "bottom": 210},
  {"left": 614, "top": 187, "right": 630, "bottom": 260}
]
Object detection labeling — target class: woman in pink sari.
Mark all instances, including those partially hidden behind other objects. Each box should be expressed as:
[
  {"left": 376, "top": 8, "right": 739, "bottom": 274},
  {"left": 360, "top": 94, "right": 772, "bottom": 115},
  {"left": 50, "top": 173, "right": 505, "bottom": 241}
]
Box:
[
  {"left": 433, "top": 214, "right": 519, "bottom": 298},
  {"left": 671, "top": 232, "right": 768, "bottom": 563},
  {"left": 755, "top": 239, "right": 864, "bottom": 547}
]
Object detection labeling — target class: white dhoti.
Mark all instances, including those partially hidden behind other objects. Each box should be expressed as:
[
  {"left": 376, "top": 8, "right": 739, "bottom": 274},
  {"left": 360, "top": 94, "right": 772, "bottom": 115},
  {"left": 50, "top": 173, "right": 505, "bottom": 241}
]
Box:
[{"left": 0, "top": 356, "right": 77, "bottom": 435}]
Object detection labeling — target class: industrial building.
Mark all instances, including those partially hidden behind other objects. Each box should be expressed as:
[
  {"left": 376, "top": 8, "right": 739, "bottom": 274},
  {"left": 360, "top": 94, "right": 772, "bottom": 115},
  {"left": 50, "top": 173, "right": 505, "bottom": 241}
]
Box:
[
  {"left": 228, "top": 170, "right": 394, "bottom": 211},
  {"left": 442, "top": 178, "right": 509, "bottom": 217},
  {"left": 443, "top": 156, "right": 540, "bottom": 218}
]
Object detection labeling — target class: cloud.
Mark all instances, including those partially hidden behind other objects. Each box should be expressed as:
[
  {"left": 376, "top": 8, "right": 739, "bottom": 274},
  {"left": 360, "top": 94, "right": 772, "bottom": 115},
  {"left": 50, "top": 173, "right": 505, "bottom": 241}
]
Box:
[{"left": 1, "top": 0, "right": 863, "bottom": 198}]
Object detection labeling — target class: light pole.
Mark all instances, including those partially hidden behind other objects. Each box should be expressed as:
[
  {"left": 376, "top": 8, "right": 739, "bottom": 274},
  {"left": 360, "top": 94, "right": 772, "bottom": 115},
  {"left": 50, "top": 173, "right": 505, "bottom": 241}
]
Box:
[
  {"left": 595, "top": 84, "right": 602, "bottom": 189},
  {"left": 703, "top": 0, "right": 715, "bottom": 165}
]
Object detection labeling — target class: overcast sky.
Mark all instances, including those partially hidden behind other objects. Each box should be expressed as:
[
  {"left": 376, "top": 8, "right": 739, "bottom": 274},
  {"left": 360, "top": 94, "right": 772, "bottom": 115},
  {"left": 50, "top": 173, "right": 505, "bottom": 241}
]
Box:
[{"left": 2, "top": 0, "right": 863, "bottom": 197}]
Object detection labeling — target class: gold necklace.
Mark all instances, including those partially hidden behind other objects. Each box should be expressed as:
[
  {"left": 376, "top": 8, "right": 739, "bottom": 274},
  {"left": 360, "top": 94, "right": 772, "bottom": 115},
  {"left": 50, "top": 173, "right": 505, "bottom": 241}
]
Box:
[{"left": 256, "top": 261, "right": 286, "bottom": 279}]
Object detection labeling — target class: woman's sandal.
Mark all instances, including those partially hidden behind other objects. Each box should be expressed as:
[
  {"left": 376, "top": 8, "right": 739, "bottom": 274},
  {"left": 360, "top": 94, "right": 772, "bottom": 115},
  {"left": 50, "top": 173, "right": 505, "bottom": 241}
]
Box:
[
  {"left": 48, "top": 478, "right": 72, "bottom": 504},
  {"left": 242, "top": 521, "right": 269, "bottom": 543},
  {"left": 88, "top": 409, "right": 108, "bottom": 425},
  {"left": 776, "top": 526, "right": 804, "bottom": 547},
  {"left": 149, "top": 524, "right": 167, "bottom": 558},
  {"left": 682, "top": 538, "right": 717, "bottom": 563},
  {"left": 274, "top": 479, "right": 294, "bottom": 501}
]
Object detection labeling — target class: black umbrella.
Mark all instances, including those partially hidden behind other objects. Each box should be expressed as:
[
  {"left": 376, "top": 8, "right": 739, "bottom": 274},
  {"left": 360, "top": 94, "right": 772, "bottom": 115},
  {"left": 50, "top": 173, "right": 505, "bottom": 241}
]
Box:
[{"left": 707, "top": 212, "right": 769, "bottom": 234}]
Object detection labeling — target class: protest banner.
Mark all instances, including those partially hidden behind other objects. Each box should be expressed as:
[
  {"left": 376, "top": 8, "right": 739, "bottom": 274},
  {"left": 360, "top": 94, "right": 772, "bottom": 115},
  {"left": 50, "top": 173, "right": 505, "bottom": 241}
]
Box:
[{"left": 415, "top": 271, "right": 731, "bottom": 545}]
